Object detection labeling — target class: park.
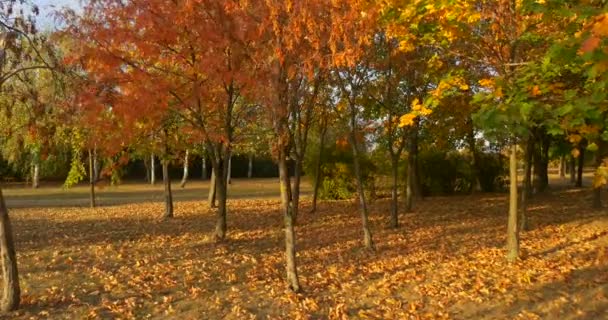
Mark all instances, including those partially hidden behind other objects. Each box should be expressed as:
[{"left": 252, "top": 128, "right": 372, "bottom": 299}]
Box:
[{"left": 0, "top": 0, "right": 607, "bottom": 319}]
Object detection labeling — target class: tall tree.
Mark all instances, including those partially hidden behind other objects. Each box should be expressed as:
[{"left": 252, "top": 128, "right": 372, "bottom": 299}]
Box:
[{"left": 0, "top": 0, "right": 55, "bottom": 311}]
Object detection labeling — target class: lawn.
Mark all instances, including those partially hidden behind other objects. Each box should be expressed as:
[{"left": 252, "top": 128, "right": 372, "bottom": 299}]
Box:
[{"left": 1, "top": 179, "right": 607, "bottom": 319}]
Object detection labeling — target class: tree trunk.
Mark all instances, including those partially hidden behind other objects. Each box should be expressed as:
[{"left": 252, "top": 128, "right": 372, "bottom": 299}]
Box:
[
  {"left": 150, "top": 154, "right": 156, "bottom": 185},
  {"left": 389, "top": 155, "right": 399, "bottom": 229},
  {"left": 310, "top": 126, "right": 326, "bottom": 214},
  {"left": 227, "top": 155, "right": 232, "bottom": 185},
  {"left": 593, "top": 142, "right": 605, "bottom": 209},
  {"left": 570, "top": 155, "right": 576, "bottom": 184},
  {"left": 31, "top": 162, "right": 39, "bottom": 189},
  {"left": 466, "top": 118, "right": 481, "bottom": 192},
  {"left": 507, "top": 144, "right": 519, "bottom": 263},
  {"left": 406, "top": 158, "right": 414, "bottom": 213},
  {"left": 247, "top": 154, "right": 253, "bottom": 179},
  {"left": 576, "top": 147, "right": 585, "bottom": 188},
  {"left": 161, "top": 160, "right": 174, "bottom": 219},
  {"left": 93, "top": 147, "right": 100, "bottom": 182},
  {"left": 405, "top": 127, "right": 420, "bottom": 212},
  {"left": 88, "top": 149, "right": 96, "bottom": 208},
  {"left": 202, "top": 156, "right": 207, "bottom": 180},
  {"left": 0, "top": 188, "right": 20, "bottom": 312},
  {"left": 144, "top": 157, "right": 150, "bottom": 183},
  {"left": 292, "top": 157, "right": 303, "bottom": 224},
  {"left": 520, "top": 139, "right": 533, "bottom": 232},
  {"left": 208, "top": 169, "right": 217, "bottom": 208},
  {"left": 559, "top": 156, "right": 566, "bottom": 178},
  {"left": 213, "top": 160, "right": 228, "bottom": 241},
  {"left": 278, "top": 149, "right": 300, "bottom": 292},
  {"left": 180, "top": 150, "right": 189, "bottom": 188},
  {"left": 539, "top": 134, "right": 550, "bottom": 191},
  {"left": 532, "top": 136, "right": 543, "bottom": 193},
  {"left": 348, "top": 111, "right": 374, "bottom": 250}
]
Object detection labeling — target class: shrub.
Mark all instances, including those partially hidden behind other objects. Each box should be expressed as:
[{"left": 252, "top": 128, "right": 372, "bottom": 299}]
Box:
[{"left": 417, "top": 150, "right": 507, "bottom": 195}]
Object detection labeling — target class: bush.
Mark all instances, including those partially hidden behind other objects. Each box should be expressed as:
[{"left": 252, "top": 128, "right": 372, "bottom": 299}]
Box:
[
  {"left": 417, "top": 150, "right": 507, "bottom": 195},
  {"left": 476, "top": 152, "right": 508, "bottom": 192},
  {"left": 319, "top": 162, "right": 354, "bottom": 200},
  {"left": 304, "top": 129, "right": 376, "bottom": 200},
  {"left": 418, "top": 150, "right": 472, "bottom": 195}
]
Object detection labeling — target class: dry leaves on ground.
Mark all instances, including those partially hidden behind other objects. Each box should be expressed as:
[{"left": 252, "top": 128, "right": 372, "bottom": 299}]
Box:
[{"left": 2, "top": 188, "right": 607, "bottom": 319}]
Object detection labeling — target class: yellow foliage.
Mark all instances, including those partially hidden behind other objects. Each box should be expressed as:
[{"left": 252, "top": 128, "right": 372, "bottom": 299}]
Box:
[
  {"left": 593, "top": 159, "right": 608, "bottom": 188},
  {"left": 569, "top": 134, "right": 582, "bottom": 144},
  {"left": 399, "top": 113, "right": 417, "bottom": 127},
  {"left": 398, "top": 39, "right": 416, "bottom": 52},
  {"left": 478, "top": 78, "right": 495, "bottom": 88},
  {"left": 531, "top": 85, "right": 541, "bottom": 96},
  {"left": 494, "top": 87, "right": 504, "bottom": 98}
]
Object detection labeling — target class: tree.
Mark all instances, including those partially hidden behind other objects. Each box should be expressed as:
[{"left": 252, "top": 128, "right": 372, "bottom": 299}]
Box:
[{"left": 0, "top": 0, "right": 54, "bottom": 311}]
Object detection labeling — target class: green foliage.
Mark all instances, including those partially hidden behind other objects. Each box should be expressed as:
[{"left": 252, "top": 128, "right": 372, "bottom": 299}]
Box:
[
  {"left": 304, "top": 128, "right": 376, "bottom": 200},
  {"left": 476, "top": 152, "right": 508, "bottom": 192},
  {"left": 418, "top": 150, "right": 472, "bottom": 195},
  {"left": 64, "top": 150, "right": 86, "bottom": 189},
  {"left": 63, "top": 131, "right": 86, "bottom": 188},
  {"left": 319, "top": 163, "right": 354, "bottom": 200},
  {"left": 418, "top": 150, "right": 507, "bottom": 195}
]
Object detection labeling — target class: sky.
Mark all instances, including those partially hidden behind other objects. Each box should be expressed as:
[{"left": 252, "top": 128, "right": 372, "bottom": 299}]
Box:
[{"left": 34, "top": 0, "right": 82, "bottom": 30}]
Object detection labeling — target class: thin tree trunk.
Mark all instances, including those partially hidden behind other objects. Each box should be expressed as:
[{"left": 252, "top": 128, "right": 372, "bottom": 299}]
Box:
[
  {"left": 144, "top": 157, "right": 150, "bottom": 183},
  {"left": 278, "top": 149, "right": 300, "bottom": 292},
  {"left": 466, "top": 118, "right": 481, "bottom": 192},
  {"left": 150, "top": 154, "right": 156, "bottom": 185},
  {"left": 576, "top": 147, "right": 585, "bottom": 188},
  {"left": 540, "top": 134, "right": 550, "bottom": 191},
  {"left": 227, "top": 155, "right": 232, "bottom": 185},
  {"left": 520, "top": 139, "right": 533, "bottom": 232},
  {"left": 348, "top": 109, "right": 374, "bottom": 250},
  {"left": 161, "top": 160, "right": 174, "bottom": 219},
  {"left": 88, "top": 149, "right": 96, "bottom": 208},
  {"left": 559, "top": 156, "right": 566, "bottom": 178},
  {"left": 410, "top": 123, "right": 422, "bottom": 198},
  {"left": 202, "top": 156, "right": 207, "bottom": 180},
  {"left": 208, "top": 169, "right": 217, "bottom": 208},
  {"left": 406, "top": 159, "right": 413, "bottom": 213},
  {"left": 93, "top": 147, "right": 100, "bottom": 182},
  {"left": 0, "top": 188, "right": 20, "bottom": 312},
  {"left": 180, "top": 150, "right": 189, "bottom": 188},
  {"left": 31, "top": 162, "right": 39, "bottom": 189},
  {"left": 507, "top": 144, "right": 519, "bottom": 263},
  {"left": 570, "top": 155, "right": 576, "bottom": 184},
  {"left": 292, "top": 158, "right": 303, "bottom": 224},
  {"left": 405, "top": 128, "right": 420, "bottom": 212},
  {"left": 311, "top": 125, "right": 327, "bottom": 213},
  {"left": 532, "top": 136, "right": 542, "bottom": 193},
  {"left": 593, "top": 142, "right": 605, "bottom": 209},
  {"left": 213, "top": 159, "right": 228, "bottom": 241},
  {"left": 247, "top": 154, "right": 253, "bottom": 179},
  {"left": 390, "top": 155, "right": 399, "bottom": 228}
]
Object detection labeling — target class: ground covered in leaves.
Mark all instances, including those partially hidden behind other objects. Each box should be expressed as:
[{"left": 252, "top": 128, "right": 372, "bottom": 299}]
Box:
[{"left": 3, "top": 184, "right": 608, "bottom": 319}]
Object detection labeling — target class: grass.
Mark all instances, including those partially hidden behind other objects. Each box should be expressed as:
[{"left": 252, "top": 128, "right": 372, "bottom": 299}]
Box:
[
  {"left": 3, "top": 178, "right": 311, "bottom": 208},
  {"left": 1, "top": 177, "right": 607, "bottom": 319}
]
